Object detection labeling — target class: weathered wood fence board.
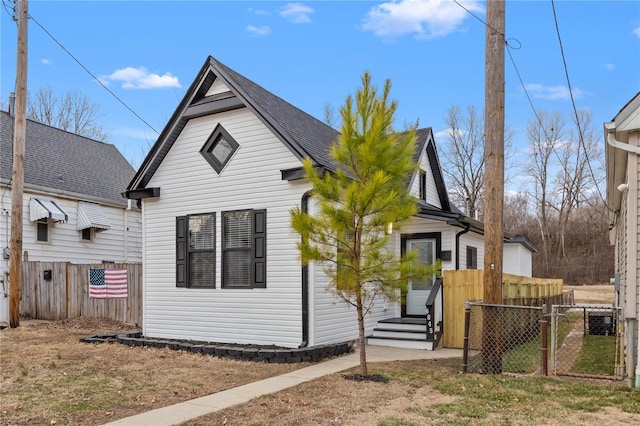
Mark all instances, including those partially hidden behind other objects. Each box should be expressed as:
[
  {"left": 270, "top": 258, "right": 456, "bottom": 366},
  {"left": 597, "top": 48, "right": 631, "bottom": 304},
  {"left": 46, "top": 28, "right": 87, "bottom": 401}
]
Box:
[
  {"left": 20, "top": 261, "right": 142, "bottom": 325},
  {"left": 443, "top": 270, "right": 563, "bottom": 349}
]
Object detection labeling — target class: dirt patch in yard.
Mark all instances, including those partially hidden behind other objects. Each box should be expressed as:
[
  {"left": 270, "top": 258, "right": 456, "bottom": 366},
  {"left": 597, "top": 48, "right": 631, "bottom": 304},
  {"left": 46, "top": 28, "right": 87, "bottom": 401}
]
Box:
[
  {"left": 564, "top": 284, "right": 615, "bottom": 305},
  {"left": 0, "top": 317, "right": 307, "bottom": 425}
]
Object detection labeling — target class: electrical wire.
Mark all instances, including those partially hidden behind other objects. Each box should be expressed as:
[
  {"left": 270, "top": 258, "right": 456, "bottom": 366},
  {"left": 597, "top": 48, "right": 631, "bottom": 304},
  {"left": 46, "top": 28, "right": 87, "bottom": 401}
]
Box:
[
  {"left": 1, "top": 0, "right": 14, "bottom": 20},
  {"left": 550, "top": 0, "right": 611, "bottom": 211},
  {"left": 452, "top": 0, "right": 613, "bottom": 213},
  {"left": 27, "top": 13, "right": 160, "bottom": 136}
]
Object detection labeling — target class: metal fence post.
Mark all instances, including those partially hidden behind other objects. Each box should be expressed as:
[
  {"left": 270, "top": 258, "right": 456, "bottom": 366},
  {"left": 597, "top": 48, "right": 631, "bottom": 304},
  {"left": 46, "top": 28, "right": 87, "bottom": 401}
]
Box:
[
  {"left": 541, "top": 304, "right": 548, "bottom": 376},
  {"left": 550, "top": 305, "right": 556, "bottom": 376},
  {"left": 462, "top": 301, "right": 471, "bottom": 373}
]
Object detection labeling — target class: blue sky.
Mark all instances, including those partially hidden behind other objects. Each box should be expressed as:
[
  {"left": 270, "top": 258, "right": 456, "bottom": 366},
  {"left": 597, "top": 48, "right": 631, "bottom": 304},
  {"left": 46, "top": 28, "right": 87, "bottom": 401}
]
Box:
[{"left": 1, "top": 0, "right": 639, "bottom": 179}]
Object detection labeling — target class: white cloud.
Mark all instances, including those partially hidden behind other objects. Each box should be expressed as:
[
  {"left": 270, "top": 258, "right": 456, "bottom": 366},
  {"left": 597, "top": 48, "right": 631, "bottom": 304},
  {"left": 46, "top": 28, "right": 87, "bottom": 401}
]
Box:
[
  {"left": 523, "top": 83, "right": 586, "bottom": 101},
  {"left": 632, "top": 26, "right": 640, "bottom": 37},
  {"left": 248, "top": 8, "right": 269, "bottom": 16},
  {"left": 115, "top": 127, "right": 156, "bottom": 141},
  {"left": 246, "top": 25, "right": 271, "bottom": 36},
  {"left": 41, "top": 58, "right": 52, "bottom": 65},
  {"left": 101, "top": 67, "right": 181, "bottom": 89},
  {"left": 280, "top": 3, "right": 314, "bottom": 24},
  {"left": 361, "top": 0, "right": 483, "bottom": 40},
  {"left": 434, "top": 129, "right": 450, "bottom": 141},
  {"left": 602, "top": 63, "right": 615, "bottom": 71}
]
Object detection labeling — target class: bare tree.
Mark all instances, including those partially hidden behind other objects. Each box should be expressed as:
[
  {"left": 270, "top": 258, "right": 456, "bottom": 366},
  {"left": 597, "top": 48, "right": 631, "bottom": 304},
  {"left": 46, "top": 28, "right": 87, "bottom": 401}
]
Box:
[
  {"left": 27, "top": 87, "right": 110, "bottom": 141},
  {"left": 439, "top": 105, "right": 514, "bottom": 220},
  {"left": 525, "top": 109, "right": 603, "bottom": 278},
  {"left": 525, "top": 110, "right": 564, "bottom": 276},
  {"left": 554, "top": 110, "right": 601, "bottom": 262},
  {"left": 441, "top": 105, "right": 485, "bottom": 219},
  {"left": 323, "top": 102, "right": 338, "bottom": 129},
  {"left": 503, "top": 192, "right": 533, "bottom": 235}
]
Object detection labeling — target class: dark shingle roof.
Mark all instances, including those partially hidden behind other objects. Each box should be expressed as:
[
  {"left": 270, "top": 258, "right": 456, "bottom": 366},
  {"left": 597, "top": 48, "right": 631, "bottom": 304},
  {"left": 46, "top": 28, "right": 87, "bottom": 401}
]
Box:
[
  {"left": 1, "top": 111, "right": 135, "bottom": 206},
  {"left": 129, "top": 56, "right": 463, "bottom": 214},
  {"left": 213, "top": 58, "right": 340, "bottom": 170}
]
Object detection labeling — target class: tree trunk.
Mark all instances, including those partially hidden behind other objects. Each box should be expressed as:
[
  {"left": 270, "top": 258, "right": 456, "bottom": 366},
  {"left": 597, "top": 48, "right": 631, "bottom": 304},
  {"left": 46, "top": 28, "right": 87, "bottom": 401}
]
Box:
[{"left": 356, "top": 296, "right": 368, "bottom": 377}]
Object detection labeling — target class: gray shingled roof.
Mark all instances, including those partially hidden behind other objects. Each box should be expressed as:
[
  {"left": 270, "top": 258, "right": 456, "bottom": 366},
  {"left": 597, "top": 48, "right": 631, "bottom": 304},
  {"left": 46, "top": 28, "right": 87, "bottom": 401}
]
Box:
[
  {"left": 129, "top": 56, "right": 439, "bottom": 193},
  {"left": 1, "top": 111, "right": 135, "bottom": 206},
  {"left": 213, "top": 58, "right": 340, "bottom": 170}
]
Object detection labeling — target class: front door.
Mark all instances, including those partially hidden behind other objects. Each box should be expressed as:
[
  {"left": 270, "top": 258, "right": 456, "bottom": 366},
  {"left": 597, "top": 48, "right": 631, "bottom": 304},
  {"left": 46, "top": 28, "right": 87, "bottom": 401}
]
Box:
[{"left": 405, "top": 238, "right": 437, "bottom": 316}]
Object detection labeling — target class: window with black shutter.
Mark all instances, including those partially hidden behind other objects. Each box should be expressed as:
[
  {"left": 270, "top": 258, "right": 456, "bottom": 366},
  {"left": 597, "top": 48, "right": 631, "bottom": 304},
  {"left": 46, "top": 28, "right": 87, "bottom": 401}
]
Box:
[
  {"left": 222, "top": 209, "right": 266, "bottom": 289},
  {"left": 176, "top": 213, "right": 216, "bottom": 288}
]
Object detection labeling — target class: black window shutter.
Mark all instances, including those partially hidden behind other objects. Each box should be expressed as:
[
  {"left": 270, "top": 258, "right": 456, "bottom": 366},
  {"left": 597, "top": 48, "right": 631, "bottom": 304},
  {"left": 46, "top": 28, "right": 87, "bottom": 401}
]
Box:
[
  {"left": 252, "top": 209, "right": 266, "bottom": 288},
  {"left": 176, "top": 216, "right": 187, "bottom": 287}
]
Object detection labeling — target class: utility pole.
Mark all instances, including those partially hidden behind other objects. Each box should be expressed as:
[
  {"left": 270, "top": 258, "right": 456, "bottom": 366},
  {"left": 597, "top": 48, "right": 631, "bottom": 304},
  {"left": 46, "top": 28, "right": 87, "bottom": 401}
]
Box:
[
  {"left": 9, "top": 0, "right": 29, "bottom": 328},
  {"left": 482, "top": 0, "right": 505, "bottom": 374}
]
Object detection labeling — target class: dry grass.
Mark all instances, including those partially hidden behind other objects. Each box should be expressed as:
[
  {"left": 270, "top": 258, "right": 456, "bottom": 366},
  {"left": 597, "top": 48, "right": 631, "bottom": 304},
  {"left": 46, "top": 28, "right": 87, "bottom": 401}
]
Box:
[
  {"left": 0, "top": 285, "right": 629, "bottom": 426},
  {"left": 0, "top": 318, "right": 305, "bottom": 425},
  {"left": 184, "top": 358, "right": 640, "bottom": 426},
  {"left": 565, "top": 284, "right": 616, "bottom": 305}
]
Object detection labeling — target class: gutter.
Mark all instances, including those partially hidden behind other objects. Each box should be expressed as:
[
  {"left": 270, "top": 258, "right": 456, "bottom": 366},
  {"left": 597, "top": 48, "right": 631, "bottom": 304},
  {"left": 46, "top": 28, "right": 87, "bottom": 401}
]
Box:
[
  {"left": 607, "top": 132, "right": 640, "bottom": 155},
  {"left": 455, "top": 223, "right": 471, "bottom": 270},
  {"left": 299, "top": 190, "right": 312, "bottom": 348}
]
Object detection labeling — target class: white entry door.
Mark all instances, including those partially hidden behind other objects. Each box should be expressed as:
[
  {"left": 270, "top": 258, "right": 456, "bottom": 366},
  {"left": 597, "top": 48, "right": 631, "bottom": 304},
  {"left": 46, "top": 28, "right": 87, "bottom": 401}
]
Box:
[{"left": 406, "top": 238, "right": 436, "bottom": 316}]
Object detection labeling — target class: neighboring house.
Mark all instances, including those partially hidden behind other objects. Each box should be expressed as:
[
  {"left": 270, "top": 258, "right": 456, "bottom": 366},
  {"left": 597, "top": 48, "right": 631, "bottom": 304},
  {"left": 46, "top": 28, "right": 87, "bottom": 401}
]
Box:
[
  {"left": 126, "top": 55, "right": 531, "bottom": 350},
  {"left": 0, "top": 110, "right": 142, "bottom": 324},
  {"left": 503, "top": 235, "right": 536, "bottom": 277},
  {"left": 605, "top": 92, "right": 640, "bottom": 387}
]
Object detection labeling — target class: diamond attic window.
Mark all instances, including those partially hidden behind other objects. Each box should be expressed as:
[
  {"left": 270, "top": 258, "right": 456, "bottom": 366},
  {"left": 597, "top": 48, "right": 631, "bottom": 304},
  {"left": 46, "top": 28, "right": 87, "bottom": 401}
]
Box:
[{"left": 200, "top": 124, "right": 239, "bottom": 174}]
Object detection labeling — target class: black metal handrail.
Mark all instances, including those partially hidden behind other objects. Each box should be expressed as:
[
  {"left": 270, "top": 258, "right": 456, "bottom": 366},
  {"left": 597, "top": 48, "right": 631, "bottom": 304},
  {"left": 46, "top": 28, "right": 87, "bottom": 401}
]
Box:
[{"left": 425, "top": 277, "right": 443, "bottom": 341}]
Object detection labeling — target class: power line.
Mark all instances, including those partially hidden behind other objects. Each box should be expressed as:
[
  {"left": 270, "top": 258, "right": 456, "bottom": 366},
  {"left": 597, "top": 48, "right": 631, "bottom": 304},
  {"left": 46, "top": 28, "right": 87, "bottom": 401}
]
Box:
[
  {"left": 452, "top": 0, "right": 613, "bottom": 213},
  {"left": 21, "top": 12, "right": 160, "bottom": 136},
  {"left": 550, "top": 0, "right": 610, "bottom": 211}
]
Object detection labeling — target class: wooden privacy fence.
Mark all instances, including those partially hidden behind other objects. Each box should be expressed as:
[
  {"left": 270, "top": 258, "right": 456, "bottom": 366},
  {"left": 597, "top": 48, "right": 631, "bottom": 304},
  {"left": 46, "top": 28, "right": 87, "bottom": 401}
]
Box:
[
  {"left": 442, "top": 270, "right": 563, "bottom": 349},
  {"left": 20, "top": 261, "right": 142, "bottom": 325}
]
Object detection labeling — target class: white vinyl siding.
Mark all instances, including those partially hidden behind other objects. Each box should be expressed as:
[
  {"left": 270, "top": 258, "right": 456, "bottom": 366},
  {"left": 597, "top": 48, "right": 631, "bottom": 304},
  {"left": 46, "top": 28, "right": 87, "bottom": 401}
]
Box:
[
  {"left": 459, "top": 232, "right": 485, "bottom": 271},
  {"left": 409, "top": 153, "right": 441, "bottom": 209},
  {"left": 306, "top": 196, "right": 392, "bottom": 346},
  {"left": 0, "top": 187, "right": 141, "bottom": 265},
  {"left": 0, "top": 187, "right": 142, "bottom": 324},
  {"left": 141, "top": 108, "right": 308, "bottom": 348},
  {"left": 503, "top": 243, "right": 533, "bottom": 277},
  {"left": 205, "top": 79, "right": 232, "bottom": 97}
]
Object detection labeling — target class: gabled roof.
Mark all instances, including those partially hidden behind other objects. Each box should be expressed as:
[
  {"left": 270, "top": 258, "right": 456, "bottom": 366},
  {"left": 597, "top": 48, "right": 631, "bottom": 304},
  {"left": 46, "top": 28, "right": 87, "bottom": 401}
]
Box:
[
  {"left": 128, "top": 56, "right": 340, "bottom": 191},
  {"left": 417, "top": 128, "right": 452, "bottom": 212},
  {"left": 126, "top": 55, "right": 473, "bottom": 225},
  {"left": 0, "top": 111, "right": 135, "bottom": 206}
]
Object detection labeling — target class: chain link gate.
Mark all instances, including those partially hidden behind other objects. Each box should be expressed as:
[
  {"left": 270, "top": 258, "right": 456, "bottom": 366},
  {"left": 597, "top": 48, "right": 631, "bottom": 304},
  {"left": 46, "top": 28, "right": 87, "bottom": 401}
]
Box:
[{"left": 550, "top": 304, "right": 625, "bottom": 383}]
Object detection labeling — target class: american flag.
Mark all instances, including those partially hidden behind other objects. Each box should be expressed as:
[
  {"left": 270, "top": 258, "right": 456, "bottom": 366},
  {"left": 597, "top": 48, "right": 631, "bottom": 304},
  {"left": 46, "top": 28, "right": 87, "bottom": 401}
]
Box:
[{"left": 89, "top": 268, "right": 128, "bottom": 299}]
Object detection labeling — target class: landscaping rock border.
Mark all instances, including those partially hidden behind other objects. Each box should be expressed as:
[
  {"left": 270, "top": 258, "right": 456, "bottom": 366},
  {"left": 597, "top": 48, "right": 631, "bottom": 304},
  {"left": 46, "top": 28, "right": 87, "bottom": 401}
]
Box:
[{"left": 80, "top": 331, "right": 352, "bottom": 363}]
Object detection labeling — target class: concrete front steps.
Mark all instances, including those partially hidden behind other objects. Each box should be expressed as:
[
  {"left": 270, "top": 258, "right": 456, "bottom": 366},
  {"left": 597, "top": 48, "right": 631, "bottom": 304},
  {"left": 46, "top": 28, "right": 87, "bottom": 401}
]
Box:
[{"left": 367, "top": 318, "right": 436, "bottom": 350}]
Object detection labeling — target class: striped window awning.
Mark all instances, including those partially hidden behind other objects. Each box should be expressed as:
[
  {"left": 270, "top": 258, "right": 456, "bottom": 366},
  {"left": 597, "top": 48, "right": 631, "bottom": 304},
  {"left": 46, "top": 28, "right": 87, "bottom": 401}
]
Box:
[
  {"left": 77, "top": 201, "right": 111, "bottom": 232},
  {"left": 29, "top": 198, "right": 68, "bottom": 223}
]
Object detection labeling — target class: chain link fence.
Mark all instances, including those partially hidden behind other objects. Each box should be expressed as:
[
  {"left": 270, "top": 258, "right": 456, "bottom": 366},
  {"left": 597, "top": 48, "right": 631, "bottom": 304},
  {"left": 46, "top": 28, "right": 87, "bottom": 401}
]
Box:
[
  {"left": 462, "top": 302, "right": 625, "bottom": 384},
  {"left": 550, "top": 305, "right": 624, "bottom": 382},
  {"left": 463, "top": 302, "right": 547, "bottom": 375}
]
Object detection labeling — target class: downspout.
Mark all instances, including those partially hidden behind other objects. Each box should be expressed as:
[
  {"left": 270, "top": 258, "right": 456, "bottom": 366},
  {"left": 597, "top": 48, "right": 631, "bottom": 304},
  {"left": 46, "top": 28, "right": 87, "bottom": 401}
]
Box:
[
  {"left": 455, "top": 223, "right": 471, "bottom": 270},
  {"left": 299, "top": 190, "right": 312, "bottom": 348},
  {"left": 608, "top": 129, "right": 640, "bottom": 387}
]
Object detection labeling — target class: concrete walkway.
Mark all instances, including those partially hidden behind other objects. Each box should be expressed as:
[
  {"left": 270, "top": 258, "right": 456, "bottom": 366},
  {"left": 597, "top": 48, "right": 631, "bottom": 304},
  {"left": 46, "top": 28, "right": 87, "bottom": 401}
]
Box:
[{"left": 103, "top": 345, "right": 463, "bottom": 426}]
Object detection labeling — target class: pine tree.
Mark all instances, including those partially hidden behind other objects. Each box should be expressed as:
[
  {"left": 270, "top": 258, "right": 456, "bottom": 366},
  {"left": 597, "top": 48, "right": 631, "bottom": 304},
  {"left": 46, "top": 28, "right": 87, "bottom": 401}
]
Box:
[{"left": 291, "top": 72, "right": 437, "bottom": 376}]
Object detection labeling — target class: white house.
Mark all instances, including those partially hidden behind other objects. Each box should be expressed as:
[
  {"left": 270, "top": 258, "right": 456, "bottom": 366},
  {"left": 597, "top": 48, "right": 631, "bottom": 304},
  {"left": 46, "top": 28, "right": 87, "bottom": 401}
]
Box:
[
  {"left": 605, "top": 92, "right": 640, "bottom": 387},
  {"left": 0, "top": 110, "right": 142, "bottom": 324},
  {"left": 126, "top": 56, "right": 531, "bottom": 350}
]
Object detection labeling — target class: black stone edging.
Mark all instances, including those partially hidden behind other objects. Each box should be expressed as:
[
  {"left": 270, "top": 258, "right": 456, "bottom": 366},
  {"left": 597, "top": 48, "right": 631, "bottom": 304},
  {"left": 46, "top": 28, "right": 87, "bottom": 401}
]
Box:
[{"left": 80, "top": 331, "right": 353, "bottom": 363}]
